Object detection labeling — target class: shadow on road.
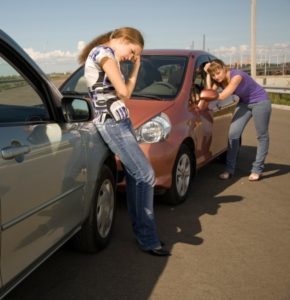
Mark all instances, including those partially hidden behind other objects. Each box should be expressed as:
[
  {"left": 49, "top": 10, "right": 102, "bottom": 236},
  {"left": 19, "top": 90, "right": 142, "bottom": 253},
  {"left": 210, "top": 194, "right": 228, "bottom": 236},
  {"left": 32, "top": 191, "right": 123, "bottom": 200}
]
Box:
[
  {"left": 6, "top": 109, "right": 290, "bottom": 300},
  {"left": 6, "top": 156, "right": 246, "bottom": 300},
  {"left": 261, "top": 161, "right": 290, "bottom": 179},
  {"left": 8, "top": 145, "right": 289, "bottom": 300},
  {"left": 156, "top": 170, "right": 244, "bottom": 249},
  {"left": 237, "top": 145, "right": 290, "bottom": 179}
]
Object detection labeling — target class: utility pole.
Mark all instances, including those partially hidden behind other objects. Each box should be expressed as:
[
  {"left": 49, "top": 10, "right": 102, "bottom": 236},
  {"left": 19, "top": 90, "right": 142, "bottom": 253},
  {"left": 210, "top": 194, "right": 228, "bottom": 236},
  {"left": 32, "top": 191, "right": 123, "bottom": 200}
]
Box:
[
  {"left": 251, "top": 0, "right": 257, "bottom": 77},
  {"left": 203, "top": 34, "right": 205, "bottom": 51},
  {"left": 190, "top": 41, "right": 194, "bottom": 50}
]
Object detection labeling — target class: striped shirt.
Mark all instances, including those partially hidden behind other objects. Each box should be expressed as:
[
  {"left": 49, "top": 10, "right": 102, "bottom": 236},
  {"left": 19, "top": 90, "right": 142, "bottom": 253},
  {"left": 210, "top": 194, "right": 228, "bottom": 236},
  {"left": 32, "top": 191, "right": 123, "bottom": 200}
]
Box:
[{"left": 85, "top": 46, "right": 120, "bottom": 123}]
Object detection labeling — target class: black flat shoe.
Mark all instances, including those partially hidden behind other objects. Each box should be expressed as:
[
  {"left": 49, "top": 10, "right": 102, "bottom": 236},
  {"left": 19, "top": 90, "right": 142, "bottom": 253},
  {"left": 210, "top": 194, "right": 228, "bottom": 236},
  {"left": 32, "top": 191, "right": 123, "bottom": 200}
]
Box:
[
  {"left": 136, "top": 240, "right": 165, "bottom": 247},
  {"left": 145, "top": 247, "right": 171, "bottom": 257},
  {"left": 218, "top": 171, "right": 232, "bottom": 180}
]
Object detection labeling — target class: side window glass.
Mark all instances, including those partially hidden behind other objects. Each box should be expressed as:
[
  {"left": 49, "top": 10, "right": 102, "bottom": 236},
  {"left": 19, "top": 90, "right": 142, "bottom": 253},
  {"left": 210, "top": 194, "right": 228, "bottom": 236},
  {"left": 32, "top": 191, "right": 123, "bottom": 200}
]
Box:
[
  {"left": 0, "top": 56, "right": 50, "bottom": 124},
  {"left": 61, "top": 67, "right": 88, "bottom": 95},
  {"left": 191, "top": 58, "right": 205, "bottom": 103},
  {"left": 193, "top": 57, "right": 209, "bottom": 91},
  {"left": 190, "top": 56, "right": 212, "bottom": 105}
]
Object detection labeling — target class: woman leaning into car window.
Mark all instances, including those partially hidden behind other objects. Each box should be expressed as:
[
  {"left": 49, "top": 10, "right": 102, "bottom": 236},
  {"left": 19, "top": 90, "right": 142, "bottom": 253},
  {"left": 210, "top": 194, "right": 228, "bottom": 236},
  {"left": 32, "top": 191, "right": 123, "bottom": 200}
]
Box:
[
  {"left": 203, "top": 59, "right": 272, "bottom": 181},
  {"left": 78, "top": 27, "right": 170, "bottom": 256}
]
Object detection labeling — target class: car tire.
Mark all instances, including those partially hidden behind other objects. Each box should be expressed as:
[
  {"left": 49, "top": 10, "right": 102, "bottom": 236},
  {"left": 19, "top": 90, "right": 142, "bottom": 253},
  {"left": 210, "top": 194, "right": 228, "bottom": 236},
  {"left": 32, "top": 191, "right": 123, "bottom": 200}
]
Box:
[
  {"left": 72, "top": 164, "right": 116, "bottom": 253},
  {"left": 164, "top": 144, "right": 195, "bottom": 205}
]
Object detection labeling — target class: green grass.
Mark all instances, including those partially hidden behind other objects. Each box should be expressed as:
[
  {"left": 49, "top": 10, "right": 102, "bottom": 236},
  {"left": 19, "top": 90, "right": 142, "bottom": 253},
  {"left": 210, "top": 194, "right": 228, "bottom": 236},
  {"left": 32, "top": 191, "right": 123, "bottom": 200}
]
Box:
[{"left": 268, "top": 93, "right": 290, "bottom": 106}]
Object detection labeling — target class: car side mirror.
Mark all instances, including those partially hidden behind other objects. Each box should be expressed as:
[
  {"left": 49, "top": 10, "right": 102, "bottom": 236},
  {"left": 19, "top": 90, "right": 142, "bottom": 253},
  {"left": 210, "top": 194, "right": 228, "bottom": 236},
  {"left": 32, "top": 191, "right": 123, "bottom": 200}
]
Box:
[
  {"left": 199, "top": 89, "right": 219, "bottom": 101},
  {"left": 62, "top": 96, "right": 93, "bottom": 122}
]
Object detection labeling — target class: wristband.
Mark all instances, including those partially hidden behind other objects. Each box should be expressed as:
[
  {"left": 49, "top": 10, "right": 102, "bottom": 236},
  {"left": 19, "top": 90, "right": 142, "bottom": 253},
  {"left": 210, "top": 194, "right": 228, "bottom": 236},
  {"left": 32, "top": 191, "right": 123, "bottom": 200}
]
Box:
[{"left": 106, "top": 99, "right": 129, "bottom": 122}]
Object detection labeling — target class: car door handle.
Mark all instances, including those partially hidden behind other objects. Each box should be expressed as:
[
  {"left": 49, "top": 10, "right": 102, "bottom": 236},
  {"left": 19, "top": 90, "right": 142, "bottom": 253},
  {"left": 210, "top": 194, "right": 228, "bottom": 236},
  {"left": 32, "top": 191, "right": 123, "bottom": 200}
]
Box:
[{"left": 1, "top": 145, "right": 31, "bottom": 160}]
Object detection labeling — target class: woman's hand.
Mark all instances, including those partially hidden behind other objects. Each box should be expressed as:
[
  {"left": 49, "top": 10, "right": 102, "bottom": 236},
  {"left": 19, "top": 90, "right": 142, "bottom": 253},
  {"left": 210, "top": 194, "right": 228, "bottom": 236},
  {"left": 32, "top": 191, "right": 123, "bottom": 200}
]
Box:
[
  {"left": 204, "top": 62, "right": 211, "bottom": 74},
  {"left": 131, "top": 54, "right": 141, "bottom": 69}
]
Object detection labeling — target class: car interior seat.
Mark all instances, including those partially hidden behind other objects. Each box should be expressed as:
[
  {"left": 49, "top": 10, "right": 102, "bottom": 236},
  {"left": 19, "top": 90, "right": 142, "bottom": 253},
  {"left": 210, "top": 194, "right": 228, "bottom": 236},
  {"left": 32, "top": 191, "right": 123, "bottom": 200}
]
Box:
[{"left": 168, "top": 68, "right": 183, "bottom": 88}]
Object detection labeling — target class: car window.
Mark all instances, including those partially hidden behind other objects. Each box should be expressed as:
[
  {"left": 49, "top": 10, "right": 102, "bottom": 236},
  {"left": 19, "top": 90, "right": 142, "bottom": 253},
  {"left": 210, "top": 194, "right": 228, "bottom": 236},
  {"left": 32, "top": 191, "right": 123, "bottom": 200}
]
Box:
[
  {"left": 191, "top": 55, "right": 216, "bottom": 102},
  {"left": 124, "top": 56, "right": 188, "bottom": 100},
  {"left": 61, "top": 67, "right": 89, "bottom": 96},
  {"left": 0, "top": 56, "right": 50, "bottom": 124},
  {"left": 193, "top": 56, "right": 211, "bottom": 91},
  {"left": 61, "top": 56, "right": 188, "bottom": 100}
]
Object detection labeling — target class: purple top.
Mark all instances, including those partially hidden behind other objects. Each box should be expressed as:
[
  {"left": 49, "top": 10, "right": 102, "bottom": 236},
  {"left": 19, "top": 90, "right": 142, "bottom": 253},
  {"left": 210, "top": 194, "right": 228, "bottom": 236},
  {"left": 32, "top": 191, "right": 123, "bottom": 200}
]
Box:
[{"left": 230, "top": 69, "right": 268, "bottom": 104}]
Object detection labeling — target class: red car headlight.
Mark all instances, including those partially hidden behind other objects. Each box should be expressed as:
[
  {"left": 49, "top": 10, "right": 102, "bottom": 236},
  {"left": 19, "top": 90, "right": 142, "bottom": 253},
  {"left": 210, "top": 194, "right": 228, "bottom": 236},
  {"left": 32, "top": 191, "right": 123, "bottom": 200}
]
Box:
[{"left": 135, "top": 113, "right": 171, "bottom": 144}]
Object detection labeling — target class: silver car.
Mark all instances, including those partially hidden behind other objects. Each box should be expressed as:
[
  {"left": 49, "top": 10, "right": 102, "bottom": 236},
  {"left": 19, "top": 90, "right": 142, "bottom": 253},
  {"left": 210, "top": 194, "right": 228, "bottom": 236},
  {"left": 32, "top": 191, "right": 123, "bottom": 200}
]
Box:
[{"left": 0, "top": 29, "right": 117, "bottom": 299}]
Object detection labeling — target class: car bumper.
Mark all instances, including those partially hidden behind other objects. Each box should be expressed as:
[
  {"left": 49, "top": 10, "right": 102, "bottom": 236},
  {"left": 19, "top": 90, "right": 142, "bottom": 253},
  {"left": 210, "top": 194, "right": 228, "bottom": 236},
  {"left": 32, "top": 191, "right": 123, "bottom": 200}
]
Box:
[{"left": 116, "top": 141, "right": 179, "bottom": 190}]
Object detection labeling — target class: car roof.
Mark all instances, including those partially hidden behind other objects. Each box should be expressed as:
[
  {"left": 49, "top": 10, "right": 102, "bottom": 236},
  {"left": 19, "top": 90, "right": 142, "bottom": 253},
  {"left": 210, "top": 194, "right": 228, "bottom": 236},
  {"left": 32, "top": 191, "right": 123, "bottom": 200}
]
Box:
[{"left": 142, "top": 49, "right": 213, "bottom": 57}]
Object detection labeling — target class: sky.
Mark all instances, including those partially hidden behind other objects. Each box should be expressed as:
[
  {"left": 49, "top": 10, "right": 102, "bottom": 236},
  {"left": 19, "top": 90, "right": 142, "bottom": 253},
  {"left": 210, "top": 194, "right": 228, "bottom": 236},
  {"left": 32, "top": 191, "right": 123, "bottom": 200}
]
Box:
[{"left": 1, "top": 0, "right": 290, "bottom": 74}]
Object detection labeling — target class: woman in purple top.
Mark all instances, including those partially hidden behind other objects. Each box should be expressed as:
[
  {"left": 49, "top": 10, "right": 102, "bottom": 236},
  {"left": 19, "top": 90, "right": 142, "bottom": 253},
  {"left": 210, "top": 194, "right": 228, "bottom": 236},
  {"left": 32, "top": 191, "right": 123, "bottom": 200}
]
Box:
[{"left": 204, "top": 59, "right": 272, "bottom": 181}]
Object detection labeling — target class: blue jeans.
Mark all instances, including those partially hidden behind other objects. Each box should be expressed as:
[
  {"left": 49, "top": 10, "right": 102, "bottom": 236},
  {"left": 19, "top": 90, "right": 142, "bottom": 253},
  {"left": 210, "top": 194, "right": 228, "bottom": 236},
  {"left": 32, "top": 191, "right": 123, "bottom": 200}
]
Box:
[
  {"left": 225, "top": 99, "right": 272, "bottom": 175},
  {"left": 96, "top": 118, "right": 161, "bottom": 250}
]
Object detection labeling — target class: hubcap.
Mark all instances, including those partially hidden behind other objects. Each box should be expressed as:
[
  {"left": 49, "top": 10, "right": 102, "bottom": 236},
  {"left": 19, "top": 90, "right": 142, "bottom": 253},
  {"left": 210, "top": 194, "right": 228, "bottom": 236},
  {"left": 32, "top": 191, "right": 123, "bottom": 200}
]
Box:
[
  {"left": 96, "top": 179, "right": 114, "bottom": 238},
  {"left": 175, "top": 153, "right": 191, "bottom": 197}
]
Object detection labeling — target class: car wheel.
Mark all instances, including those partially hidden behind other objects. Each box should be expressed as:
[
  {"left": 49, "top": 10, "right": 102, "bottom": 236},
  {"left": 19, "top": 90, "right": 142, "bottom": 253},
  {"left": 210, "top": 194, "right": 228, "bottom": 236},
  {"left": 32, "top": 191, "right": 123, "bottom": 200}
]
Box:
[
  {"left": 72, "top": 164, "right": 116, "bottom": 252},
  {"left": 164, "top": 144, "right": 195, "bottom": 205}
]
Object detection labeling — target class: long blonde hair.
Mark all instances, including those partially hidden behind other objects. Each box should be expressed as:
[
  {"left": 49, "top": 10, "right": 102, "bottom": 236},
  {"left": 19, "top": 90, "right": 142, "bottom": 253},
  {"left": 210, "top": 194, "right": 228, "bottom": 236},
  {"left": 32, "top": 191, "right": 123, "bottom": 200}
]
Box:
[{"left": 78, "top": 27, "right": 144, "bottom": 64}]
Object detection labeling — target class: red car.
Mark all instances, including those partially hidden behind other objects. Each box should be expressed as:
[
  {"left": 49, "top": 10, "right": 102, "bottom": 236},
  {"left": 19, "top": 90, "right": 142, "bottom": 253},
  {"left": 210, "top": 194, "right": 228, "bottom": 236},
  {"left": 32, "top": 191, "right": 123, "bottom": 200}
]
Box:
[{"left": 60, "top": 49, "right": 238, "bottom": 204}]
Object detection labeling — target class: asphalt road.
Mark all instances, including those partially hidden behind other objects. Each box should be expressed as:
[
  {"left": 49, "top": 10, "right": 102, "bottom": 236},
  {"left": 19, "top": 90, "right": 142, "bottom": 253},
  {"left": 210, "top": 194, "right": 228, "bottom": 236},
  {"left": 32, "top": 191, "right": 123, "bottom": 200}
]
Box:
[{"left": 6, "top": 107, "right": 290, "bottom": 300}]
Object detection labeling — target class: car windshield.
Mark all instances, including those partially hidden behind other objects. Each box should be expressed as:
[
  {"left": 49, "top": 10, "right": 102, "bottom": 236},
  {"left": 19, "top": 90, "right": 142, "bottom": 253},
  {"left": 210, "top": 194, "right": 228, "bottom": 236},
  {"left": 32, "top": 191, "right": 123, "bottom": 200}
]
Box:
[
  {"left": 124, "top": 55, "right": 188, "bottom": 100},
  {"left": 61, "top": 55, "right": 188, "bottom": 101}
]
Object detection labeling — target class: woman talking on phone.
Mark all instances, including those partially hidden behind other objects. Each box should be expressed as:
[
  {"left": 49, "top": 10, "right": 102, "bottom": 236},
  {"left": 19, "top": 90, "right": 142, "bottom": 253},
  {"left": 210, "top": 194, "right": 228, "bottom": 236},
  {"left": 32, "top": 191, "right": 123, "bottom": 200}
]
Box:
[{"left": 78, "top": 27, "right": 170, "bottom": 256}]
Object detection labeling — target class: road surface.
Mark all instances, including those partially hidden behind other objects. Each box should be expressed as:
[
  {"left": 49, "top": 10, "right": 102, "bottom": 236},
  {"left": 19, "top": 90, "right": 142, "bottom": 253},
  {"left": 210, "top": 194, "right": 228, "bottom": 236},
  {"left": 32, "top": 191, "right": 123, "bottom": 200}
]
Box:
[{"left": 6, "top": 107, "right": 290, "bottom": 300}]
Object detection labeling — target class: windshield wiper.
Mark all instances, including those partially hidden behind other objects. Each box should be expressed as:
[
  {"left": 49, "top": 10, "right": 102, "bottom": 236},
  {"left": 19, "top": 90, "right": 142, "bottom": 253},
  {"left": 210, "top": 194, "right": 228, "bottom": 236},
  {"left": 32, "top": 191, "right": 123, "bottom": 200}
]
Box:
[{"left": 131, "top": 93, "right": 163, "bottom": 100}]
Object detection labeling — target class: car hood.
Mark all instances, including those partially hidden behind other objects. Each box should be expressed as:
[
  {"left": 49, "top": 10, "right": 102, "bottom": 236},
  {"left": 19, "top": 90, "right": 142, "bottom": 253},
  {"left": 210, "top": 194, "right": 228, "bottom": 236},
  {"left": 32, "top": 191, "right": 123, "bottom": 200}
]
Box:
[{"left": 126, "top": 99, "right": 174, "bottom": 128}]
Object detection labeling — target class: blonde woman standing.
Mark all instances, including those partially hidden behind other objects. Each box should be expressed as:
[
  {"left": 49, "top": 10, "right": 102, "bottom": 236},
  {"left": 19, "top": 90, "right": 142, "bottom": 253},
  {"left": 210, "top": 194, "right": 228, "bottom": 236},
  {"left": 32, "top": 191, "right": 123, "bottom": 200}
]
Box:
[
  {"left": 204, "top": 59, "right": 272, "bottom": 181},
  {"left": 79, "top": 27, "right": 170, "bottom": 256}
]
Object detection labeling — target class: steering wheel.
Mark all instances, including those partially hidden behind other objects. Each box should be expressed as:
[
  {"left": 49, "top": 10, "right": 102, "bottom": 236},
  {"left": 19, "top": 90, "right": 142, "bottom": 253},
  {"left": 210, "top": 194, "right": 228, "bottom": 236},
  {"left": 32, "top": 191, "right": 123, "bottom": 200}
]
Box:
[{"left": 153, "top": 81, "right": 177, "bottom": 91}]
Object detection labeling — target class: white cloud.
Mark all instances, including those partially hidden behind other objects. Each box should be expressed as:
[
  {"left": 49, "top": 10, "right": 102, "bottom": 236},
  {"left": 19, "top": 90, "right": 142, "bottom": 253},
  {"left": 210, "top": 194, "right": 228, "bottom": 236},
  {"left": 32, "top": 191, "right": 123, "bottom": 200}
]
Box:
[
  {"left": 22, "top": 41, "right": 290, "bottom": 73},
  {"left": 273, "top": 43, "right": 289, "bottom": 49},
  {"left": 211, "top": 43, "right": 290, "bottom": 65},
  {"left": 23, "top": 44, "right": 84, "bottom": 73},
  {"left": 77, "top": 41, "right": 86, "bottom": 52},
  {"left": 24, "top": 47, "right": 77, "bottom": 62},
  {"left": 22, "top": 40, "right": 88, "bottom": 73},
  {"left": 239, "top": 45, "right": 249, "bottom": 53}
]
